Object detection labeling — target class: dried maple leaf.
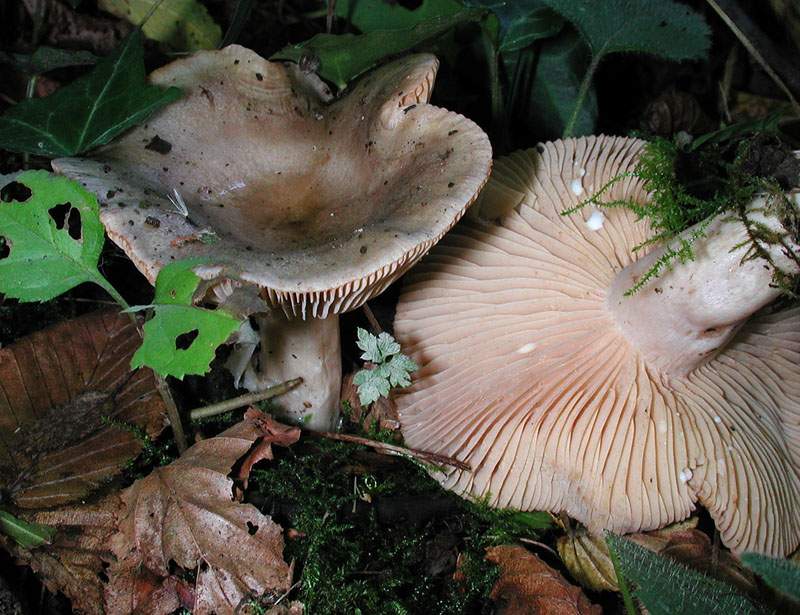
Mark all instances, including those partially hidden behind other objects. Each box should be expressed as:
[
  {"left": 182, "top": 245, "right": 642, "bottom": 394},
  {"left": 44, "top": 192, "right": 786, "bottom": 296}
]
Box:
[
  {"left": 486, "top": 545, "right": 601, "bottom": 615},
  {"left": 0, "top": 310, "right": 166, "bottom": 508},
  {"left": 3, "top": 410, "right": 300, "bottom": 615},
  {"left": 107, "top": 409, "right": 300, "bottom": 614}
]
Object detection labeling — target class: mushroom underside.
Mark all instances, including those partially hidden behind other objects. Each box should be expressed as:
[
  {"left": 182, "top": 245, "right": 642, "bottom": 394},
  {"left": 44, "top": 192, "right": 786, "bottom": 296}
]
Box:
[{"left": 395, "top": 136, "right": 800, "bottom": 556}]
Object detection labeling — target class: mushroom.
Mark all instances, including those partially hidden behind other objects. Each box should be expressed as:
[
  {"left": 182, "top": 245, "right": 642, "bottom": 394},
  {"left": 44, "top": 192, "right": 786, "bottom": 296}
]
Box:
[
  {"left": 53, "top": 46, "right": 492, "bottom": 430},
  {"left": 394, "top": 135, "right": 800, "bottom": 555}
]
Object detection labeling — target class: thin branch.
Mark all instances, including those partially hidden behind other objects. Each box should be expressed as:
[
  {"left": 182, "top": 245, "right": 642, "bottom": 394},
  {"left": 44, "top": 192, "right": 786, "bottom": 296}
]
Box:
[
  {"left": 705, "top": 0, "right": 800, "bottom": 114},
  {"left": 155, "top": 375, "right": 187, "bottom": 454},
  {"left": 362, "top": 304, "right": 383, "bottom": 334},
  {"left": 306, "top": 430, "right": 471, "bottom": 471},
  {"left": 189, "top": 378, "right": 303, "bottom": 421}
]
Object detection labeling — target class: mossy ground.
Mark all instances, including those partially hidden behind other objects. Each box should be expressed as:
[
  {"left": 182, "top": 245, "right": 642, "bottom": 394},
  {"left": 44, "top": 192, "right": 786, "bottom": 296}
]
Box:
[{"left": 247, "top": 434, "right": 552, "bottom": 614}]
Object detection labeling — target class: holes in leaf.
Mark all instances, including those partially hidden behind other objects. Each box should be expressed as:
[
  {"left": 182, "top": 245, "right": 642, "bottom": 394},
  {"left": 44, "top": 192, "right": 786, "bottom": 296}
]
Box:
[
  {"left": 0, "top": 181, "right": 32, "bottom": 203},
  {"left": 246, "top": 521, "right": 258, "bottom": 535},
  {"left": 175, "top": 329, "right": 199, "bottom": 350},
  {"left": 0, "top": 236, "right": 10, "bottom": 259},
  {"left": 67, "top": 207, "right": 82, "bottom": 240},
  {"left": 397, "top": 0, "right": 422, "bottom": 8},
  {"left": 48, "top": 203, "right": 82, "bottom": 239}
]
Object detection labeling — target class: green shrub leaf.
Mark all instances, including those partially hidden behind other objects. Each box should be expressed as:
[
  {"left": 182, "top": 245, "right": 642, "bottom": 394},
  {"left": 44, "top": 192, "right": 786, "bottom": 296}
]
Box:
[
  {"left": 0, "top": 171, "right": 107, "bottom": 302},
  {"left": 335, "top": 0, "right": 464, "bottom": 32},
  {"left": 272, "top": 9, "right": 484, "bottom": 90},
  {"left": 539, "top": 0, "right": 710, "bottom": 61},
  {"left": 0, "top": 510, "right": 55, "bottom": 549},
  {"left": 525, "top": 31, "right": 597, "bottom": 138},
  {"left": 131, "top": 259, "right": 241, "bottom": 379},
  {"left": 465, "top": 1, "right": 563, "bottom": 52},
  {"left": 606, "top": 533, "right": 764, "bottom": 615},
  {"left": 98, "top": 0, "right": 222, "bottom": 51},
  {"left": 741, "top": 552, "right": 800, "bottom": 601},
  {"left": 0, "top": 30, "right": 182, "bottom": 157},
  {"left": 357, "top": 328, "right": 401, "bottom": 363},
  {"left": 353, "top": 328, "right": 417, "bottom": 406}
]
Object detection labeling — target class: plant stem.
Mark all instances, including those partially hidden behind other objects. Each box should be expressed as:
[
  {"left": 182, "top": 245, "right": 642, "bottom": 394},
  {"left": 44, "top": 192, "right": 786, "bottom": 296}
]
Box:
[
  {"left": 189, "top": 378, "right": 304, "bottom": 420},
  {"left": 481, "top": 24, "right": 506, "bottom": 150},
  {"left": 92, "top": 275, "right": 189, "bottom": 453},
  {"left": 156, "top": 375, "right": 188, "bottom": 454},
  {"left": 563, "top": 52, "right": 602, "bottom": 138},
  {"left": 306, "top": 430, "right": 471, "bottom": 471}
]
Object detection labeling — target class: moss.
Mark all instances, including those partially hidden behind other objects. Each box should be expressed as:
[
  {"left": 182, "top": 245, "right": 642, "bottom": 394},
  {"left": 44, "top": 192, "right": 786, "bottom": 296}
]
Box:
[
  {"left": 249, "top": 438, "right": 551, "bottom": 614},
  {"left": 565, "top": 130, "right": 800, "bottom": 295}
]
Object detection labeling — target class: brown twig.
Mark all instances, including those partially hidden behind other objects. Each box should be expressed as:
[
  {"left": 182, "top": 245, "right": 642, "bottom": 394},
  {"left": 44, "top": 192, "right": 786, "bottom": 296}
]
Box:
[
  {"left": 189, "top": 378, "right": 303, "bottom": 421},
  {"left": 306, "top": 430, "right": 471, "bottom": 471},
  {"left": 362, "top": 303, "right": 383, "bottom": 334}
]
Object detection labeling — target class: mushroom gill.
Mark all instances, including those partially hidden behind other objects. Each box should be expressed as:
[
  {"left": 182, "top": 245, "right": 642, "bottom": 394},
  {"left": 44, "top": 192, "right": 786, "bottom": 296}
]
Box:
[{"left": 394, "top": 135, "right": 800, "bottom": 556}]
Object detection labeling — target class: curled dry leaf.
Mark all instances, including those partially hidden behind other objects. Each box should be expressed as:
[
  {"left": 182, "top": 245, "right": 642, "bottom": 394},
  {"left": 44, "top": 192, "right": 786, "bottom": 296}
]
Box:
[
  {"left": 557, "top": 520, "right": 698, "bottom": 592},
  {"left": 558, "top": 521, "right": 756, "bottom": 596},
  {"left": 2, "top": 410, "right": 300, "bottom": 615},
  {"left": 0, "top": 503, "right": 121, "bottom": 615},
  {"left": 0, "top": 310, "right": 166, "bottom": 508},
  {"left": 486, "top": 545, "right": 601, "bottom": 615}
]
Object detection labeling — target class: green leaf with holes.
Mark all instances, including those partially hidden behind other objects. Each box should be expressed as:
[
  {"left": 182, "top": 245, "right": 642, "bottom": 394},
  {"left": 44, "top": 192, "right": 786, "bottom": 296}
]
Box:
[
  {"left": 131, "top": 259, "right": 241, "bottom": 379},
  {"left": 0, "top": 170, "right": 109, "bottom": 301},
  {"left": 0, "top": 29, "right": 181, "bottom": 157}
]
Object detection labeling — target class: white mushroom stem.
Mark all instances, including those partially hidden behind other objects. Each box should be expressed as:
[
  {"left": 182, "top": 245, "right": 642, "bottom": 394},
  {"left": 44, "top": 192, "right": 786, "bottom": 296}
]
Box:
[
  {"left": 608, "top": 192, "right": 800, "bottom": 377},
  {"left": 243, "top": 311, "right": 341, "bottom": 431}
]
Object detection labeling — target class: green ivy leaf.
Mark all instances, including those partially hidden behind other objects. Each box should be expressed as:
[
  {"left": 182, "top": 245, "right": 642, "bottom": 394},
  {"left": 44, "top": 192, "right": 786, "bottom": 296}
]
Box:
[
  {"left": 0, "top": 510, "right": 55, "bottom": 549},
  {"left": 539, "top": 0, "right": 710, "bottom": 61},
  {"left": 606, "top": 534, "right": 764, "bottom": 615},
  {"left": 741, "top": 553, "right": 800, "bottom": 601},
  {"left": 465, "top": 1, "right": 563, "bottom": 52},
  {"left": 0, "top": 30, "right": 182, "bottom": 157},
  {"left": 0, "top": 170, "right": 108, "bottom": 302},
  {"left": 98, "top": 0, "right": 222, "bottom": 51},
  {"left": 131, "top": 259, "right": 241, "bottom": 379},
  {"left": 272, "top": 9, "right": 485, "bottom": 90}
]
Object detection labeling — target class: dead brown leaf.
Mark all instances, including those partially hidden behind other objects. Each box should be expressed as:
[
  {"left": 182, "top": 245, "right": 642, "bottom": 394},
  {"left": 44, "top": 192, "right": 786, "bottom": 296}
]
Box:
[
  {"left": 486, "top": 545, "right": 601, "bottom": 615},
  {"left": 558, "top": 520, "right": 756, "bottom": 596},
  {"left": 21, "top": 0, "right": 132, "bottom": 55},
  {"left": 4, "top": 410, "right": 300, "bottom": 614},
  {"left": 0, "top": 503, "right": 121, "bottom": 615},
  {"left": 107, "top": 409, "right": 299, "bottom": 614},
  {"left": 0, "top": 310, "right": 166, "bottom": 508}
]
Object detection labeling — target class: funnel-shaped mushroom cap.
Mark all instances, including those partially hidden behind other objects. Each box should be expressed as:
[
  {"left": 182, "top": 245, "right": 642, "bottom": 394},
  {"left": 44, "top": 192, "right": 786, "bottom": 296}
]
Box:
[
  {"left": 54, "top": 46, "right": 492, "bottom": 318},
  {"left": 395, "top": 136, "right": 800, "bottom": 555}
]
